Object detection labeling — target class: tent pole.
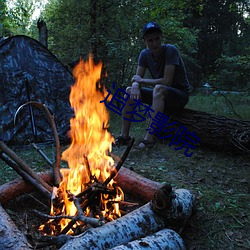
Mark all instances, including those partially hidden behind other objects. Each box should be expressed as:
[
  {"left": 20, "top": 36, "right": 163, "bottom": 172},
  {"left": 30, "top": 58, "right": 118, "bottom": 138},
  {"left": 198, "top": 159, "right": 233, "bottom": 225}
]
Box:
[{"left": 24, "top": 78, "right": 38, "bottom": 142}]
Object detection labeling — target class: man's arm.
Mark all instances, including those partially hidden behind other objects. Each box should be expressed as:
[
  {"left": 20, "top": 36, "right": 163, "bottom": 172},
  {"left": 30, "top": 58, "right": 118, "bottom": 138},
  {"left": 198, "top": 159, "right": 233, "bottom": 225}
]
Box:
[
  {"left": 130, "top": 66, "right": 146, "bottom": 100},
  {"left": 132, "top": 64, "right": 176, "bottom": 87}
]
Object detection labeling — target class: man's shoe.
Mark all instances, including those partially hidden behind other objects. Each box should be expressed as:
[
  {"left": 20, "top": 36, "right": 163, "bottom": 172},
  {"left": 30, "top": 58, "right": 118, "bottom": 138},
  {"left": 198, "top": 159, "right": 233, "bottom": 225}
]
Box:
[
  {"left": 136, "top": 139, "right": 155, "bottom": 149},
  {"left": 114, "top": 136, "right": 132, "bottom": 146}
]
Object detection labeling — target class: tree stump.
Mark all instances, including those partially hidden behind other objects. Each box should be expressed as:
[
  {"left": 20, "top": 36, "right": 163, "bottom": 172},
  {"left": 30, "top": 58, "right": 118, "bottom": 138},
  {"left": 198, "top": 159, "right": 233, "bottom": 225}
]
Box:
[
  {"left": 37, "top": 19, "right": 48, "bottom": 47},
  {"left": 164, "top": 108, "right": 250, "bottom": 154}
]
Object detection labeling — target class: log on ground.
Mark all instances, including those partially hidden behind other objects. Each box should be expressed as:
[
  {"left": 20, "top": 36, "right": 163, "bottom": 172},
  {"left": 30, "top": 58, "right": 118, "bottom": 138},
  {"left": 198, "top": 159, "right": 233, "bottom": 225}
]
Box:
[
  {"left": 0, "top": 167, "right": 160, "bottom": 205},
  {"left": 110, "top": 228, "right": 186, "bottom": 250},
  {"left": 0, "top": 204, "right": 32, "bottom": 249},
  {"left": 0, "top": 171, "right": 53, "bottom": 205},
  {"left": 59, "top": 202, "right": 165, "bottom": 250},
  {"left": 165, "top": 108, "right": 250, "bottom": 154},
  {"left": 59, "top": 186, "right": 195, "bottom": 250},
  {"left": 114, "top": 166, "right": 162, "bottom": 203}
]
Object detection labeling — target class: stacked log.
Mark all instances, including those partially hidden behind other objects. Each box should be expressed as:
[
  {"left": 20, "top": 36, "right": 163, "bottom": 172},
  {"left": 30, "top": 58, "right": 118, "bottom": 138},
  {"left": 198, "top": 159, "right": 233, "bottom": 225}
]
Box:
[{"left": 59, "top": 185, "right": 195, "bottom": 249}]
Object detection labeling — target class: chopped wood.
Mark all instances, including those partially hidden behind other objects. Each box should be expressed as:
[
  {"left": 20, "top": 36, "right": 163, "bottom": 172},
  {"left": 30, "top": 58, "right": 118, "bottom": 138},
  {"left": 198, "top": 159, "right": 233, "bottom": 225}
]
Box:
[
  {"left": 151, "top": 186, "right": 196, "bottom": 231},
  {"left": 0, "top": 204, "right": 32, "bottom": 249},
  {"left": 59, "top": 202, "right": 166, "bottom": 249},
  {"left": 110, "top": 228, "right": 186, "bottom": 250}
]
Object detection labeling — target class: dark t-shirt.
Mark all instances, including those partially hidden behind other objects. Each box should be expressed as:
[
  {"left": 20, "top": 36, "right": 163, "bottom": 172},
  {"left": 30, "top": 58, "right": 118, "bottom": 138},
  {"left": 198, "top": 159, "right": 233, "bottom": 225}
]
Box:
[{"left": 138, "top": 44, "right": 190, "bottom": 91}]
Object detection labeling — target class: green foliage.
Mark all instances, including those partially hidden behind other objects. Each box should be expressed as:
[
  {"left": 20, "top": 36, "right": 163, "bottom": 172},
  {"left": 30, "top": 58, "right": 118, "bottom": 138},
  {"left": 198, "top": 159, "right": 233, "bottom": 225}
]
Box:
[
  {"left": 2, "top": 0, "right": 250, "bottom": 91},
  {"left": 41, "top": 0, "right": 198, "bottom": 89},
  {"left": 5, "top": 0, "right": 35, "bottom": 35},
  {"left": 208, "top": 55, "right": 250, "bottom": 89},
  {"left": 0, "top": 0, "right": 12, "bottom": 36}
]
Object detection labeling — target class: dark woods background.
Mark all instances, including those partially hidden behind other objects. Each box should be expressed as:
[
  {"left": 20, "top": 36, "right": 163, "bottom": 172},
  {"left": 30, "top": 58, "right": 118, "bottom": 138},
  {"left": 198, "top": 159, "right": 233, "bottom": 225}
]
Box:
[{"left": 1, "top": 0, "right": 250, "bottom": 92}]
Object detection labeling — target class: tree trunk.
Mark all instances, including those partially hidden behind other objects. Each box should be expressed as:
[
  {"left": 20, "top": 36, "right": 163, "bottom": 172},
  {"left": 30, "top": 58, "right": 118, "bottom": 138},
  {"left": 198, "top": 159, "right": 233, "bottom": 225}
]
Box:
[
  {"left": 0, "top": 204, "right": 32, "bottom": 249},
  {"left": 165, "top": 108, "right": 250, "bottom": 154},
  {"left": 37, "top": 19, "right": 48, "bottom": 47}
]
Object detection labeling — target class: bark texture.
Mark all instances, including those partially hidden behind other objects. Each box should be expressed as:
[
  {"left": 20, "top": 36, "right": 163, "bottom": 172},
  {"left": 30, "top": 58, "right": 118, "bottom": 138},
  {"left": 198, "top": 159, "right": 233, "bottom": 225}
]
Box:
[
  {"left": 0, "top": 204, "right": 32, "bottom": 249},
  {"left": 37, "top": 19, "right": 48, "bottom": 47},
  {"left": 0, "top": 167, "right": 159, "bottom": 205},
  {"left": 59, "top": 187, "right": 195, "bottom": 250},
  {"left": 0, "top": 171, "right": 53, "bottom": 204},
  {"left": 110, "top": 228, "right": 186, "bottom": 250},
  {"left": 115, "top": 166, "right": 162, "bottom": 202},
  {"left": 166, "top": 108, "right": 250, "bottom": 154}
]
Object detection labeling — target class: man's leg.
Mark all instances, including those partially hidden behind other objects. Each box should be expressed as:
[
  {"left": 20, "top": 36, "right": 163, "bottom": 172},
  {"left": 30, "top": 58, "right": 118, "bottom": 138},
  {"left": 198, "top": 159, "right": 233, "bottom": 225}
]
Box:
[
  {"left": 120, "top": 87, "right": 134, "bottom": 139},
  {"left": 138, "top": 85, "right": 166, "bottom": 146}
]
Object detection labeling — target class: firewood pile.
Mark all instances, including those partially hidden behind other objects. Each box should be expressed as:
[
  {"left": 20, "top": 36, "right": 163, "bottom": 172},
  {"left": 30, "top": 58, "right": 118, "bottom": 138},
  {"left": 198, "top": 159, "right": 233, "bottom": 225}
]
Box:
[
  {"left": 0, "top": 57, "right": 197, "bottom": 249},
  {"left": 0, "top": 139, "right": 196, "bottom": 250}
]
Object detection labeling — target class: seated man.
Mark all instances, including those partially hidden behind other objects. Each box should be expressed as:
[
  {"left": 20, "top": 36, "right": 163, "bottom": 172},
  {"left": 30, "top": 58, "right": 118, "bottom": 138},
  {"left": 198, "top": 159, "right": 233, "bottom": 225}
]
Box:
[{"left": 116, "top": 21, "right": 191, "bottom": 148}]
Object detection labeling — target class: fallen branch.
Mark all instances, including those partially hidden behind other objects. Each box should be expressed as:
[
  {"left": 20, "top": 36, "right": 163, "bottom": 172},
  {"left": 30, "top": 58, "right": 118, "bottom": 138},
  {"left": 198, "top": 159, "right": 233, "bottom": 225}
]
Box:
[
  {"left": 104, "top": 137, "right": 135, "bottom": 186},
  {"left": 167, "top": 108, "right": 250, "bottom": 154}
]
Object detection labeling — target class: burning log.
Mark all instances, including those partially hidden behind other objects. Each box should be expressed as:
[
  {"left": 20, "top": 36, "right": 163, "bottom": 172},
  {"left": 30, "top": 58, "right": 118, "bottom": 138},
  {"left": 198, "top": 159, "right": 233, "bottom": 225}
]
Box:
[
  {"left": 0, "top": 166, "right": 160, "bottom": 205},
  {"left": 110, "top": 228, "right": 186, "bottom": 250},
  {"left": 59, "top": 185, "right": 195, "bottom": 250},
  {"left": 0, "top": 204, "right": 32, "bottom": 249}
]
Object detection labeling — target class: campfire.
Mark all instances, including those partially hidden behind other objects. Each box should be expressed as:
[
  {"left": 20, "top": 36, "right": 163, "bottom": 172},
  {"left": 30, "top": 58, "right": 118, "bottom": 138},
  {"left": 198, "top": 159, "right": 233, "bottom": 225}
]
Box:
[
  {"left": 0, "top": 55, "right": 196, "bottom": 249},
  {"left": 39, "top": 55, "right": 128, "bottom": 236}
]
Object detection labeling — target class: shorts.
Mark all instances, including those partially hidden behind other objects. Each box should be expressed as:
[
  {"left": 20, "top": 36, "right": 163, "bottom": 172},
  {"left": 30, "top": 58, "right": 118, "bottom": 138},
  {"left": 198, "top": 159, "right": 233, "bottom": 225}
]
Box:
[{"left": 140, "top": 87, "right": 189, "bottom": 112}]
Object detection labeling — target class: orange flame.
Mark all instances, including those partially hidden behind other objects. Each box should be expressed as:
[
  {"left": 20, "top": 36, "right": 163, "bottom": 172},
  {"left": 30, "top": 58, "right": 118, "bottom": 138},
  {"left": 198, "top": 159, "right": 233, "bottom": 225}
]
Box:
[{"left": 43, "top": 55, "right": 123, "bottom": 234}]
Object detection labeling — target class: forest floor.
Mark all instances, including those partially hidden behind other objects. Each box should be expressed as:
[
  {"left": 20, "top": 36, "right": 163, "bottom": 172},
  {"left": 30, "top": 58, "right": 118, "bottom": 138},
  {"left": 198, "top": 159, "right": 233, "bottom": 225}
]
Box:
[{"left": 0, "top": 94, "right": 249, "bottom": 249}]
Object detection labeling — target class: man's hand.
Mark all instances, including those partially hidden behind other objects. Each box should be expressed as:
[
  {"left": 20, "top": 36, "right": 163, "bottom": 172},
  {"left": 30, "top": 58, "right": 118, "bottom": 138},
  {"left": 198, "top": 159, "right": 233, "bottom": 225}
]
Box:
[
  {"left": 130, "top": 82, "right": 141, "bottom": 100},
  {"left": 131, "top": 74, "right": 142, "bottom": 83}
]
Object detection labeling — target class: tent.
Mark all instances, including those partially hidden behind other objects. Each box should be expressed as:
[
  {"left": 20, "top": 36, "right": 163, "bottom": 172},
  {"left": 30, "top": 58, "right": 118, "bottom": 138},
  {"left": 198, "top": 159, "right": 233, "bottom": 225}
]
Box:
[{"left": 0, "top": 35, "right": 75, "bottom": 145}]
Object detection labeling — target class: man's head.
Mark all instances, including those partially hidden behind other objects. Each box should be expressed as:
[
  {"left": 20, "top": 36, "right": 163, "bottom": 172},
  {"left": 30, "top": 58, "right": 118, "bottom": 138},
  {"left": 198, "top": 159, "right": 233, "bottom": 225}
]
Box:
[
  {"left": 142, "top": 22, "right": 163, "bottom": 52},
  {"left": 142, "top": 22, "right": 162, "bottom": 39}
]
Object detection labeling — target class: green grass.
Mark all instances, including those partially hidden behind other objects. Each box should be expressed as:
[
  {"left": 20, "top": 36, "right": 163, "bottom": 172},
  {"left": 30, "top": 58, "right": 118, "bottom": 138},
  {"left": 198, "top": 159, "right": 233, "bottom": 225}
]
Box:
[
  {"left": 0, "top": 94, "right": 249, "bottom": 249},
  {"left": 186, "top": 94, "right": 250, "bottom": 120}
]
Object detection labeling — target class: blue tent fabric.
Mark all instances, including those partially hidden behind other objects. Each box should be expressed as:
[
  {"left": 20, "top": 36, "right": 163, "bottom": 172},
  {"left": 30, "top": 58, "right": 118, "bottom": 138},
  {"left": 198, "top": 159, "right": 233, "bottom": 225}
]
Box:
[{"left": 0, "top": 35, "right": 74, "bottom": 144}]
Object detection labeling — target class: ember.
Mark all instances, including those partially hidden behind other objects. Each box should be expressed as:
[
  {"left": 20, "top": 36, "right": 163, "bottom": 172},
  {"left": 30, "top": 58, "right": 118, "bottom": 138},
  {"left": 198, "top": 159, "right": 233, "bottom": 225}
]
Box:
[{"left": 39, "top": 55, "right": 125, "bottom": 235}]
